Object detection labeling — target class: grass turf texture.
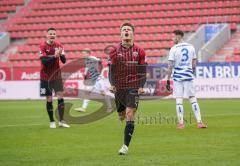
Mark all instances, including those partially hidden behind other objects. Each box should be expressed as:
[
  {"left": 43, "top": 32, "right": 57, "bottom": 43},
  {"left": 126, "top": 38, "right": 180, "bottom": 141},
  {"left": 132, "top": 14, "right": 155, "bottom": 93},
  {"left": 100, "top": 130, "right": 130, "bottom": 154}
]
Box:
[{"left": 0, "top": 99, "right": 239, "bottom": 166}]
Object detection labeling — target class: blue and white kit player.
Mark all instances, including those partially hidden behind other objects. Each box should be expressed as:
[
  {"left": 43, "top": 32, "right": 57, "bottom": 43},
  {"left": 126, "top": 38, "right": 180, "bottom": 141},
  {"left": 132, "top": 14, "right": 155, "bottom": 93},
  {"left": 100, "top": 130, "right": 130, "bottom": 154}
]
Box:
[
  {"left": 75, "top": 50, "right": 112, "bottom": 112},
  {"left": 166, "top": 30, "right": 207, "bottom": 129}
]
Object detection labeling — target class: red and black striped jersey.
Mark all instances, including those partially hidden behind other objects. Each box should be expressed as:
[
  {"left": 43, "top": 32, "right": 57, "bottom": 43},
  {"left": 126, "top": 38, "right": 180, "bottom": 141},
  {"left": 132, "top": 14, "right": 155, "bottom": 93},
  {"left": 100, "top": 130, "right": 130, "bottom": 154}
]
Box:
[
  {"left": 39, "top": 41, "right": 64, "bottom": 81},
  {"left": 109, "top": 43, "right": 146, "bottom": 89}
]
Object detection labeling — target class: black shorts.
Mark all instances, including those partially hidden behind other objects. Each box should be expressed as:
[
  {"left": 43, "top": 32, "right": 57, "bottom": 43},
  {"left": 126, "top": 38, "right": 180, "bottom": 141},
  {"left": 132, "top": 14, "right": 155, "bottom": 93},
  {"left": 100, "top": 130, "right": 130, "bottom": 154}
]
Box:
[
  {"left": 40, "top": 79, "right": 63, "bottom": 96},
  {"left": 115, "top": 89, "right": 139, "bottom": 113}
]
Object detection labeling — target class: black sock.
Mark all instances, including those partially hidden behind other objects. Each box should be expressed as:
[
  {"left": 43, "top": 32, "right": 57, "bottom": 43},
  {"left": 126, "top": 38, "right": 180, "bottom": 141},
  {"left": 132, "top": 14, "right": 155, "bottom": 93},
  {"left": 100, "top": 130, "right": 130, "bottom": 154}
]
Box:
[
  {"left": 46, "top": 102, "right": 54, "bottom": 122},
  {"left": 124, "top": 121, "right": 135, "bottom": 147},
  {"left": 58, "top": 99, "right": 64, "bottom": 121}
]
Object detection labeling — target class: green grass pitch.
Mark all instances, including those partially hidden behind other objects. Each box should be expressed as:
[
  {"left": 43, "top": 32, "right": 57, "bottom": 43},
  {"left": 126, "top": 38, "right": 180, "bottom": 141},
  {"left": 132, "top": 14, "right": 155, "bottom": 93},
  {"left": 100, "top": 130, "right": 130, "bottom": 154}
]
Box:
[{"left": 0, "top": 99, "right": 239, "bottom": 166}]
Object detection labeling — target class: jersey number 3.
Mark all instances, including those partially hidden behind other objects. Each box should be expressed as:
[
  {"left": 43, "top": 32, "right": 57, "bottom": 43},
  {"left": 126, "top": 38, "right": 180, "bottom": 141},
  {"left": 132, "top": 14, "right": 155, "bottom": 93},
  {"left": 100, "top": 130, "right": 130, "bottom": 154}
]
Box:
[{"left": 181, "top": 48, "right": 189, "bottom": 62}]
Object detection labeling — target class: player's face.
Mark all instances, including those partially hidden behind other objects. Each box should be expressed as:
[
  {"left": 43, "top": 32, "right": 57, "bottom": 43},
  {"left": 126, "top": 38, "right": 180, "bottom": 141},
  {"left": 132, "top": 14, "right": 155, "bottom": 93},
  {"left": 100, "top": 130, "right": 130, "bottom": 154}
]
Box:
[
  {"left": 172, "top": 34, "right": 182, "bottom": 44},
  {"left": 47, "top": 30, "right": 56, "bottom": 43},
  {"left": 121, "top": 26, "right": 134, "bottom": 41}
]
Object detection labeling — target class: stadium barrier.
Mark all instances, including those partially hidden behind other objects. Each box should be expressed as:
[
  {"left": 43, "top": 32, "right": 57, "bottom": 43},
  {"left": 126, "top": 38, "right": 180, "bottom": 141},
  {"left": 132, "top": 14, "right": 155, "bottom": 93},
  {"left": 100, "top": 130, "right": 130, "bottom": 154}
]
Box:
[
  {"left": 187, "top": 23, "right": 230, "bottom": 62},
  {"left": 199, "top": 24, "right": 230, "bottom": 62},
  {"left": 0, "top": 77, "right": 240, "bottom": 100},
  {"left": 0, "top": 62, "right": 240, "bottom": 99}
]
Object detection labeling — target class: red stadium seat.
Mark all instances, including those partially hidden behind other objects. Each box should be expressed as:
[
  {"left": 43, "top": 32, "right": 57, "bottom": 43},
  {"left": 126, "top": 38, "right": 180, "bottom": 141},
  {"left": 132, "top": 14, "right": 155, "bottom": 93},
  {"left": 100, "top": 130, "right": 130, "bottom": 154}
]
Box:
[
  {"left": 3, "top": 0, "right": 240, "bottom": 66},
  {"left": 0, "top": 12, "right": 8, "bottom": 19},
  {"left": 234, "top": 48, "right": 240, "bottom": 55},
  {"left": 225, "top": 55, "right": 232, "bottom": 62},
  {"left": 232, "top": 55, "right": 240, "bottom": 62}
]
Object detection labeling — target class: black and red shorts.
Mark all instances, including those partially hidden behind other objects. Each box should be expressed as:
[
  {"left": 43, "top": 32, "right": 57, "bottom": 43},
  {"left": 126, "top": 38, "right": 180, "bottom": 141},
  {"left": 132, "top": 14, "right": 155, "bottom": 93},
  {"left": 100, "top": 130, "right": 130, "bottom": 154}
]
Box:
[
  {"left": 40, "top": 79, "right": 63, "bottom": 96},
  {"left": 114, "top": 89, "right": 139, "bottom": 112}
]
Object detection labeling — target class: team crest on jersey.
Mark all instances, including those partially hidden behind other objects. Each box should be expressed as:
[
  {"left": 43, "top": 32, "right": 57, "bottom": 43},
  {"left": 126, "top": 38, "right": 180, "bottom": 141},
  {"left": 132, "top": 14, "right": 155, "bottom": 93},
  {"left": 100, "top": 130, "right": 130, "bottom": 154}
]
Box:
[
  {"left": 39, "top": 51, "right": 43, "bottom": 56},
  {"left": 117, "top": 53, "right": 123, "bottom": 57},
  {"left": 133, "top": 51, "right": 138, "bottom": 58}
]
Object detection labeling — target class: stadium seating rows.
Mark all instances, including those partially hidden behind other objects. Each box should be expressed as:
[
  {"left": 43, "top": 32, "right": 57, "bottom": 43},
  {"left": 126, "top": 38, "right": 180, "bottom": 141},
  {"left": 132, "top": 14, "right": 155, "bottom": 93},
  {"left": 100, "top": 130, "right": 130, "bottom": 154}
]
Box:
[
  {"left": 16, "top": 41, "right": 171, "bottom": 53},
  {"left": 0, "top": 12, "right": 7, "bottom": 19},
  {"left": 22, "top": 2, "right": 240, "bottom": 19},
  {"left": 8, "top": 10, "right": 240, "bottom": 30},
  {"left": 8, "top": 22, "right": 201, "bottom": 37},
  {"left": 225, "top": 55, "right": 240, "bottom": 62},
  {"left": 0, "top": 0, "right": 24, "bottom": 20},
  {"left": 234, "top": 48, "right": 240, "bottom": 55},
  {"left": 25, "top": 33, "right": 172, "bottom": 45},
  {"left": 0, "top": 0, "right": 24, "bottom": 6},
  {"left": 28, "top": 0, "right": 239, "bottom": 11},
  {"left": 0, "top": 5, "right": 16, "bottom": 13}
]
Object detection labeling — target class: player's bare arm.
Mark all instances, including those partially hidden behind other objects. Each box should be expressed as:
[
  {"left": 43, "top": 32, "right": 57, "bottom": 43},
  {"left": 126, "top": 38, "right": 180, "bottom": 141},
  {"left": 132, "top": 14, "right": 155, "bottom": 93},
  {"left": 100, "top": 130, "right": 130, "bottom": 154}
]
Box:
[
  {"left": 138, "top": 63, "right": 147, "bottom": 94},
  {"left": 192, "top": 58, "right": 197, "bottom": 75},
  {"left": 166, "top": 60, "right": 174, "bottom": 91}
]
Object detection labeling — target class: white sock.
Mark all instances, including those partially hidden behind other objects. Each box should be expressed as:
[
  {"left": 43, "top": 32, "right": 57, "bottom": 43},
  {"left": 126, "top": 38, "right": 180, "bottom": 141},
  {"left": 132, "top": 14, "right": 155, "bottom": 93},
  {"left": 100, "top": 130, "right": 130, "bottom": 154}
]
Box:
[
  {"left": 82, "top": 99, "right": 90, "bottom": 109},
  {"left": 176, "top": 98, "right": 184, "bottom": 124},
  {"left": 189, "top": 97, "right": 202, "bottom": 123}
]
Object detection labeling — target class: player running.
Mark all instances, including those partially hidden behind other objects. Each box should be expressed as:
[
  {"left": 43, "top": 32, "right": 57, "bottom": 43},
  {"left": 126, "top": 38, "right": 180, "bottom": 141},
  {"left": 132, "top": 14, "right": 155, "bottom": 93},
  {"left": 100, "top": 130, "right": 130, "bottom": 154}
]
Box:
[
  {"left": 39, "top": 27, "right": 70, "bottom": 128},
  {"left": 108, "top": 22, "right": 147, "bottom": 155},
  {"left": 74, "top": 48, "right": 112, "bottom": 112},
  {"left": 166, "top": 30, "right": 207, "bottom": 129}
]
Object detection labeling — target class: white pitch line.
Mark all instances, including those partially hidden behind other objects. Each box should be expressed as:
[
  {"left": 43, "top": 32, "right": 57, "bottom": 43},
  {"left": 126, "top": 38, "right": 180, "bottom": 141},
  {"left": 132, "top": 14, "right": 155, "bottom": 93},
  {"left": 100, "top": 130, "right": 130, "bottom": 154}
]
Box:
[
  {"left": 204, "top": 113, "right": 240, "bottom": 117},
  {"left": 0, "top": 123, "right": 44, "bottom": 128},
  {"left": 0, "top": 113, "right": 239, "bottom": 128},
  {"left": 0, "top": 116, "right": 44, "bottom": 120}
]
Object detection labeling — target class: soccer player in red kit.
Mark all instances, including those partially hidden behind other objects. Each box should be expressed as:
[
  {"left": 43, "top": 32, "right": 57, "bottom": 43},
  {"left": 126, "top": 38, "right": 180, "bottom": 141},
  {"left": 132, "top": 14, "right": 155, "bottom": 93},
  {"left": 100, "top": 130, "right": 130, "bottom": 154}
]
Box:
[
  {"left": 108, "top": 22, "right": 147, "bottom": 155},
  {"left": 39, "top": 27, "right": 70, "bottom": 128}
]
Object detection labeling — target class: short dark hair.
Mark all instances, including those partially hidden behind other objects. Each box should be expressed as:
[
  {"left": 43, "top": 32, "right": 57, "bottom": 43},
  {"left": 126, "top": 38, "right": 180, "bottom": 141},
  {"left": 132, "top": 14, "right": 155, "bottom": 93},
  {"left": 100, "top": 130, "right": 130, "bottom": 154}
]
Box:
[
  {"left": 173, "top": 30, "right": 184, "bottom": 37},
  {"left": 120, "top": 21, "right": 135, "bottom": 32},
  {"left": 47, "top": 27, "right": 56, "bottom": 32}
]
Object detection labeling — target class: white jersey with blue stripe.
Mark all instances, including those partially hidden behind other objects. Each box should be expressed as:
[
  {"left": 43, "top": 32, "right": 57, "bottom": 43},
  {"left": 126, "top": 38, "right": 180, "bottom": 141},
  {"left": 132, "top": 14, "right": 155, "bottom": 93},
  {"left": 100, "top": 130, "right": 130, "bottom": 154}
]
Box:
[
  {"left": 168, "top": 42, "right": 196, "bottom": 81},
  {"left": 85, "top": 56, "right": 101, "bottom": 84}
]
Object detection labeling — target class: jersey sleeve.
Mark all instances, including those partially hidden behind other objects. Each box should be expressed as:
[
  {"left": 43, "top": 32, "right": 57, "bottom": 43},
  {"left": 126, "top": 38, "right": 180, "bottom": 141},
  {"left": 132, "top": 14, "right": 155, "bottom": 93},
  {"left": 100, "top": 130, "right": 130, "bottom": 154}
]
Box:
[
  {"left": 108, "top": 47, "right": 117, "bottom": 64},
  {"left": 39, "top": 43, "right": 56, "bottom": 66},
  {"left": 138, "top": 48, "right": 146, "bottom": 65},
  {"left": 138, "top": 47, "right": 147, "bottom": 88},
  {"left": 108, "top": 47, "right": 117, "bottom": 86},
  {"left": 168, "top": 47, "right": 175, "bottom": 61},
  {"left": 84, "top": 67, "right": 89, "bottom": 75},
  {"left": 39, "top": 43, "right": 47, "bottom": 57},
  {"left": 192, "top": 46, "right": 197, "bottom": 59}
]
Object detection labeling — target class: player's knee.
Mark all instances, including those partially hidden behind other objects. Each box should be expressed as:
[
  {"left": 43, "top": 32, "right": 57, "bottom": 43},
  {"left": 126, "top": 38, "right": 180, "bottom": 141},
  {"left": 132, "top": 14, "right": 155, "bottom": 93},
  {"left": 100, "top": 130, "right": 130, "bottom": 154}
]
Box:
[
  {"left": 176, "top": 98, "right": 183, "bottom": 105},
  {"left": 46, "top": 101, "right": 53, "bottom": 110},
  {"left": 189, "top": 96, "right": 197, "bottom": 104},
  {"left": 126, "top": 108, "right": 135, "bottom": 120}
]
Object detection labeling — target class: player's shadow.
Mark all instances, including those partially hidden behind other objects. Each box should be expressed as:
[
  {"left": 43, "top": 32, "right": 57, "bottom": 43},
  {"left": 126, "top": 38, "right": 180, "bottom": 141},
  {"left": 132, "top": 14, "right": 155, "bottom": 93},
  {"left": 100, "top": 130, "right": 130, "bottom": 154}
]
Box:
[{"left": 54, "top": 99, "right": 115, "bottom": 124}]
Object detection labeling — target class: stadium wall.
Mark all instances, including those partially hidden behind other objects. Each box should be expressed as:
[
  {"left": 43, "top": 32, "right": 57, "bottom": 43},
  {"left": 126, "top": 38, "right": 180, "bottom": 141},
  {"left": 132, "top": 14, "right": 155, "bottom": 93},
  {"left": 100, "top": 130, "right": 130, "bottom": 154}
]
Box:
[
  {"left": 0, "top": 77, "right": 240, "bottom": 100},
  {"left": 199, "top": 24, "right": 231, "bottom": 62},
  {"left": 187, "top": 24, "right": 206, "bottom": 54},
  {"left": 0, "top": 62, "right": 240, "bottom": 99}
]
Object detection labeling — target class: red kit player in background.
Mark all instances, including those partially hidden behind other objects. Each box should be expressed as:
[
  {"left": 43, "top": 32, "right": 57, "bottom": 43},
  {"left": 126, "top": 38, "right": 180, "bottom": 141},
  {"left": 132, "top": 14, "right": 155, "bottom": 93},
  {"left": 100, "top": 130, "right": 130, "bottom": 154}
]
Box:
[{"left": 39, "top": 27, "right": 70, "bottom": 128}]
